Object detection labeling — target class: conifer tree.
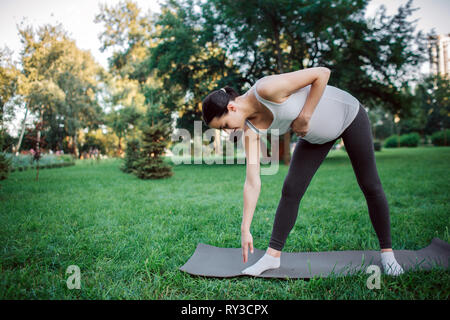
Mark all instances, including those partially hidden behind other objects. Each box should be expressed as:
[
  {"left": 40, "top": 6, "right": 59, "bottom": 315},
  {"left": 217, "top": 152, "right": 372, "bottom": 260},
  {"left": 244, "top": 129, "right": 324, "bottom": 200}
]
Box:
[
  {"left": 133, "top": 120, "right": 173, "bottom": 179},
  {"left": 0, "top": 129, "right": 11, "bottom": 180},
  {"left": 121, "top": 137, "right": 141, "bottom": 173}
]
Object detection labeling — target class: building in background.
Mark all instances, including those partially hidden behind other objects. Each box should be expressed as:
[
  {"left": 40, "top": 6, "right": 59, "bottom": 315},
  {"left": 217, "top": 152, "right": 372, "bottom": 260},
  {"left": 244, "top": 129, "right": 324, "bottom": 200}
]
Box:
[{"left": 428, "top": 34, "right": 450, "bottom": 76}]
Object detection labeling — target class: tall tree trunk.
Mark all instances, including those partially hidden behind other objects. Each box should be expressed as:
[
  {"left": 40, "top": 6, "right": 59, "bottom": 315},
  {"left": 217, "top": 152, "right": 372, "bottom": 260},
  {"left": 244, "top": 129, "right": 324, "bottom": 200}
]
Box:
[
  {"left": 15, "top": 103, "right": 29, "bottom": 155},
  {"left": 118, "top": 135, "right": 122, "bottom": 157},
  {"left": 73, "top": 132, "right": 79, "bottom": 159}
]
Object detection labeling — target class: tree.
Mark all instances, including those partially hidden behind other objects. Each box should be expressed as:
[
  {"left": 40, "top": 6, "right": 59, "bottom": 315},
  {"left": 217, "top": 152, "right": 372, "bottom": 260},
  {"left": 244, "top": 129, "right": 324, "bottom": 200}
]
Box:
[
  {"left": 0, "top": 47, "right": 18, "bottom": 178},
  {"left": 0, "top": 144, "right": 11, "bottom": 180},
  {"left": 95, "top": 0, "right": 156, "bottom": 78},
  {"left": 15, "top": 23, "right": 104, "bottom": 157},
  {"left": 105, "top": 105, "right": 141, "bottom": 156},
  {"left": 0, "top": 47, "right": 19, "bottom": 134},
  {"left": 136, "top": 0, "right": 242, "bottom": 159},
  {"left": 121, "top": 137, "right": 140, "bottom": 173},
  {"left": 412, "top": 73, "right": 450, "bottom": 138},
  {"left": 95, "top": 0, "right": 167, "bottom": 156},
  {"left": 133, "top": 120, "right": 173, "bottom": 179}
]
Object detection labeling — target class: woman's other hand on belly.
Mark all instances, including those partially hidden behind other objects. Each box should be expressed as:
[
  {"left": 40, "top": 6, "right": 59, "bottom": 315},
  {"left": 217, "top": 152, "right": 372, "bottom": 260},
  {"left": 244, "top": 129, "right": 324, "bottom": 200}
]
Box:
[{"left": 290, "top": 113, "right": 311, "bottom": 137}]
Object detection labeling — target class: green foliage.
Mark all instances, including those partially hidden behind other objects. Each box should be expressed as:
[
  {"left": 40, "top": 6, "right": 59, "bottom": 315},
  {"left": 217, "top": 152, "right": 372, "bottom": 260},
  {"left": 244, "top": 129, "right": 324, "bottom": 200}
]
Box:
[
  {"left": 385, "top": 133, "right": 421, "bottom": 148},
  {"left": 80, "top": 134, "right": 106, "bottom": 155},
  {"left": 0, "top": 129, "right": 11, "bottom": 179},
  {"left": 384, "top": 135, "right": 401, "bottom": 148},
  {"left": 409, "top": 74, "right": 450, "bottom": 135},
  {"left": 4, "top": 153, "right": 75, "bottom": 171},
  {"left": 133, "top": 120, "right": 173, "bottom": 179},
  {"left": 0, "top": 130, "right": 15, "bottom": 152},
  {"left": 431, "top": 129, "right": 450, "bottom": 146},
  {"left": 367, "top": 104, "right": 396, "bottom": 140},
  {"left": 105, "top": 105, "right": 143, "bottom": 154},
  {"left": 16, "top": 23, "right": 104, "bottom": 155},
  {"left": 94, "top": 0, "right": 153, "bottom": 76},
  {"left": 0, "top": 152, "right": 11, "bottom": 180},
  {"left": 0, "top": 46, "right": 19, "bottom": 125},
  {"left": 121, "top": 137, "right": 140, "bottom": 173},
  {"left": 57, "top": 154, "right": 75, "bottom": 163},
  {"left": 399, "top": 132, "right": 420, "bottom": 147}
]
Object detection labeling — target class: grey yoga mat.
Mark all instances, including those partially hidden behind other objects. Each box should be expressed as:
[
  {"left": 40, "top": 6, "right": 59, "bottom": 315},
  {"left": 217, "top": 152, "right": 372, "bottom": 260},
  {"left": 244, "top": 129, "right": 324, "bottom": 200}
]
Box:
[{"left": 179, "top": 238, "right": 450, "bottom": 279}]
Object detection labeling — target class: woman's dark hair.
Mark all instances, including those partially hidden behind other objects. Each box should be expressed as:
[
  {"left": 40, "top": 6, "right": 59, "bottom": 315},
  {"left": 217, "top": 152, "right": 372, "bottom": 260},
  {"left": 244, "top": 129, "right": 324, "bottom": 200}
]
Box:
[{"left": 202, "top": 86, "right": 240, "bottom": 126}]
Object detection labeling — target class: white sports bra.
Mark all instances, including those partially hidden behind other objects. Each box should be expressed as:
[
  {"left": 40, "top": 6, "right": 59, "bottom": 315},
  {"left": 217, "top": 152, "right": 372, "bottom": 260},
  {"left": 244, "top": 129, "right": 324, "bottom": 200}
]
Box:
[{"left": 245, "top": 78, "right": 360, "bottom": 144}]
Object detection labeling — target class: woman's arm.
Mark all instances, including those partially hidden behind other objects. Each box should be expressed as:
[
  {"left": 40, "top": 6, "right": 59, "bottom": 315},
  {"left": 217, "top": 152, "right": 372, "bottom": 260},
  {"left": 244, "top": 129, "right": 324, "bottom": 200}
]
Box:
[
  {"left": 290, "top": 70, "right": 331, "bottom": 136},
  {"left": 257, "top": 67, "right": 331, "bottom": 107},
  {"left": 296, "top": 69, "right": 330, "bottom": 120},
  {"left": 241, "top": 126, "right": 261, "bottom": 232},
  {"left": 241, "top": 126, "right": 261, "bottom": 263}
]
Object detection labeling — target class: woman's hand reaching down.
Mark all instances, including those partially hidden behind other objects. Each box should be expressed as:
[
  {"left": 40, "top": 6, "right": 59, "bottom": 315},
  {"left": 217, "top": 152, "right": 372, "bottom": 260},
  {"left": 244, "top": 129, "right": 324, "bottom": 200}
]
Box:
[{"left": 241, "top": 230, "right": 254, "bottom": 263}]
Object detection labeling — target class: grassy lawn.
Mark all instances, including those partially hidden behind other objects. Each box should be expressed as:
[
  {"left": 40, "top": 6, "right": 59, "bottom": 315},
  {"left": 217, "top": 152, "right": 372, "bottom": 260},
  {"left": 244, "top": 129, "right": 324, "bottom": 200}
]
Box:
[{"left": 0, "top": 146, "right": 449, "bottom": 299}]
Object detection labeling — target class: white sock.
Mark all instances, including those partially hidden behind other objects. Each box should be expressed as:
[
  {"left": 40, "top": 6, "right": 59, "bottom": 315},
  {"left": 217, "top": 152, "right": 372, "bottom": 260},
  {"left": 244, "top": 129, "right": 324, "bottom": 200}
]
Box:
[
  {"left": 241, "top": 253, "right": 280, "bottom": 276},
  {"left": 381, "top": 251, "right": 404, "bottom": 276}
]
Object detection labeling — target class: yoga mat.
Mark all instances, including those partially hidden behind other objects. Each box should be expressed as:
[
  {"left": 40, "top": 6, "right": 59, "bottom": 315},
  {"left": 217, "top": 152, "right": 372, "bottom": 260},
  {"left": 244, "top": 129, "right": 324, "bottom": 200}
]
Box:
[{"left": 179, "top": 238, "right": 450, "bottom": 279}]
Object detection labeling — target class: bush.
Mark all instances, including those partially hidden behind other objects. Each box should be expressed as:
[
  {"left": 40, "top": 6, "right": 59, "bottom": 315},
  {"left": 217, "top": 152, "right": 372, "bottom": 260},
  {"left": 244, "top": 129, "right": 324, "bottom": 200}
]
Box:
[
  {"left": 0, "top": 153, "right": 11, "bottom": 180},
  {"left": 122, "top": 138, "right": 141, "bottom": 173},
  {"left": 384, "top": 135, "right": 400, "bottom": 148},
  {"left": 134, "top": 121, "right": 173, "bottom": 179},
  {"left": 58, "top": 154, "right": 75, "bottom": 163},
  {"left": 0, "top": 130, "right": 12, "bottom": 179},
  {"left": 430, "top": 129, "right": 450, "bottom": 146},
  {"left": 4, "top": 153, "right": 75, "bottom": 172},
  {"left": 399, "top": 132, "right": 420, "bottom": 147}
]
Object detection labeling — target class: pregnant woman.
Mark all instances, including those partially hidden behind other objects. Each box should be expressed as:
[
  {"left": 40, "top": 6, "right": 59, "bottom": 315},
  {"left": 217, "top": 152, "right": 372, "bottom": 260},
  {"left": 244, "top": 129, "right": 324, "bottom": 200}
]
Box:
[{"left": 201, "top": 67, "right": 404, "bottom": 276}]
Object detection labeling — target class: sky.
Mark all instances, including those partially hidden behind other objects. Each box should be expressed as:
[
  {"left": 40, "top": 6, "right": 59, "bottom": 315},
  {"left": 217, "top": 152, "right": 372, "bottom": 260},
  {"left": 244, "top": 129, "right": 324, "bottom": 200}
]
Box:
[
  {"left": 1, "top": 0, "right": 449, "bottom": 136},
  {"left": 0, "top": 0, "right": 163, "bottom": 68}
]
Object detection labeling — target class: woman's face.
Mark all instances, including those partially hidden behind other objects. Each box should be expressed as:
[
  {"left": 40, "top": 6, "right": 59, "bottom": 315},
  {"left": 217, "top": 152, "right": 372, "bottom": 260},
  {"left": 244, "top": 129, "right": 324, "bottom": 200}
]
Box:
[{"left": 209, "top": 103, "right": 245, "bottom": 134}]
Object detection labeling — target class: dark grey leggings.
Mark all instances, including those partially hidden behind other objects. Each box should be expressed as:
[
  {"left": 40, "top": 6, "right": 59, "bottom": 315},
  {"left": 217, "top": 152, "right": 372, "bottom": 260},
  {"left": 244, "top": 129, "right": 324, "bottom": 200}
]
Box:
[{"left": 268, "top": 103, "right": 392, "bottom": 251}]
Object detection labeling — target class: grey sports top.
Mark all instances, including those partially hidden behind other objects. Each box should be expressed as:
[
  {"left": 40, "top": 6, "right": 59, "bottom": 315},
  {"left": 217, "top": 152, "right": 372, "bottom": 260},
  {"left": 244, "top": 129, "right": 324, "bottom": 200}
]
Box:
[{"left": 245, "top": 78, "right": 360, "bottom": 144}]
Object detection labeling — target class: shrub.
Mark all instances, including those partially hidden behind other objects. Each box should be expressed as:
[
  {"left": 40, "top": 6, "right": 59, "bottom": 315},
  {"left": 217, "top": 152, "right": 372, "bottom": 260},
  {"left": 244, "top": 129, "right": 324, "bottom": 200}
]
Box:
[
  {"left": 399, "top": 132, "right": 420, "bottom": 147},
  {"left": 384, "top": 135, "right": 400, "bottom": 148},
  {"left": 0, "top": 130, "right": 11, "bottom": 180},
  {"left": 134, "top": 121, "right": 173, "bottom": 179},
  {"left": 57, "top": 154, "right": 75, "bottom": 163},
  {"left": 122, "top": 138, "right": 141, "bottom": 173},
  {"left": 430, "top": 129, "right": 450, "bottom": 146},
  {"left": 0, "top": 153, "right": 11, "bottom": 180},
  {"left": 4, "top": 153, "right": 75, "bottom": 172}
]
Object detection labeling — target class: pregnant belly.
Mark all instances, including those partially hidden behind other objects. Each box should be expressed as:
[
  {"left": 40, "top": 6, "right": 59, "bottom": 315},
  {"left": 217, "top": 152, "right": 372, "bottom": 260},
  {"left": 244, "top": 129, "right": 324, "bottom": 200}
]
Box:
[{"left": 302, "top": 105, "right": 345, "bottom": 144}]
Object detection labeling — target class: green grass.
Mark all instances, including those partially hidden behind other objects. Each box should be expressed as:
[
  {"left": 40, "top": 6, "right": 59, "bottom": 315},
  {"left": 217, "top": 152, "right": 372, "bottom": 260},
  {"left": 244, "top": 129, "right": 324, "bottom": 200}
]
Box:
[{"left": 0, "top": 147, "right": 449, "bottom": 299}]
